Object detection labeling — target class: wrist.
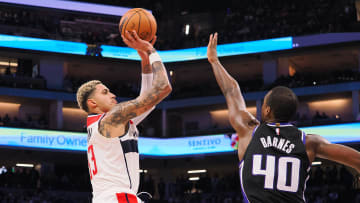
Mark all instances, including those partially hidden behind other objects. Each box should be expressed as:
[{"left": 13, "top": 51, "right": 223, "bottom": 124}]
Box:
[
  {"left": 149, "top": 51, "right": 162, "bottom": 64},
  {"left": 209, "top": 59, "right": 220, "bottom": 64},
  {"left": 146, "top": 47, "right": 156, "bottom": 55}
]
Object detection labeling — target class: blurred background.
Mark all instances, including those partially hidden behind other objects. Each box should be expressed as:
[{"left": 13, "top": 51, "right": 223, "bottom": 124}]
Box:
[{"left": 0, "top": 0, "right": 359, "bottom": 202}]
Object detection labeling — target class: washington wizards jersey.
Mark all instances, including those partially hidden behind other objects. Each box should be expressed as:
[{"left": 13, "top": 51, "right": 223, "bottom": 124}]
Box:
[
  {"left": 239, "top": 123, "right": 311, "bottom": 203},
  {"left": 87, "top": 114, "right": 140, "bottom": 203}
]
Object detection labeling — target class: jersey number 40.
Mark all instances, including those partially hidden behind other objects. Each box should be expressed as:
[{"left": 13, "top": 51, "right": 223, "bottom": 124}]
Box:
[{"left": 252, "top": 155, "right": 300, "bottom": 192}]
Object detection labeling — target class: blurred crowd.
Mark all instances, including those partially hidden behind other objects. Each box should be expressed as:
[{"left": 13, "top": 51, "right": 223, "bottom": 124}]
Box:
[
  {"left": 0, "top": 166, "right": 91, "bottom": 202},
  {"left": 64, "top": 69, "right": 360, "bottom": 99},
  {"left": 0, "top": 0, "right": 358, "bottom": 50},
  {"left": 0, "top": 164, "right": 358, "bottom": 202},
  {"left": 1, "top": 68, "right": 359, "bottom": 134},
  {"left": 0, "top": 114, "right": 48, "bottom": 129}
]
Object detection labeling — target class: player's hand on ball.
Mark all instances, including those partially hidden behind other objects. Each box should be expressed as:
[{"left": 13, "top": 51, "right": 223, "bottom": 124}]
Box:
[
  {"left": 207, "top": 32, "right": 219, "bottom": 64},
  {"left": 137, "top": 36, "right": 157, "bottom": 59},
  {"left": 122, "top": 30, "right": 153, "bottom": 54}
]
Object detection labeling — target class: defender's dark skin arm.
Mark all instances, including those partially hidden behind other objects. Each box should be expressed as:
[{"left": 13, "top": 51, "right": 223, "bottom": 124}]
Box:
[
  {"left": 207, "top": 33, "right": 259, "bottom": 160},
  {"left": 306, "top": 134, "right": 360, "bottom": 173}
]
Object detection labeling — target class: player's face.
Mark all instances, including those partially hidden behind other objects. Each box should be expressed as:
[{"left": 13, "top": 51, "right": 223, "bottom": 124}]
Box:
[{"left": 91, "top": 84, "right": 118, "bottom": 113}]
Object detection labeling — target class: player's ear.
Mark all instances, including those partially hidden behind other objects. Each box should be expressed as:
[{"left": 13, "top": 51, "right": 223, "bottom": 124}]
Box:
[
  {"left": 87, "top": 98, "right": 97, "bottom": 109},
  {"left": 264, "top": 106, "right": 271, "bottom": 117}
]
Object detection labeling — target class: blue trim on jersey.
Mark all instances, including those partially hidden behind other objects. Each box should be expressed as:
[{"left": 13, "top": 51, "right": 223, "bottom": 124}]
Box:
[
  {"left": 119, "top": 139, "right": 133, "bottom": 189},
  {"left": 121, "top": 139, "right": 139, "bottom": 153},
  {"left": 252, "top": 125, "right": 259, "bottom": 137},
  {"left": 303, "top": 167, "right": 311, "bottom": 202},
  {"left": 239, "top": 161, "right": 250, "bottom": 203},
  {"left": 238, "top": 160, "right": 243, "bottom": 168},
  {"left": 302, "top": 131, "right": 306, "bottom": 145}
]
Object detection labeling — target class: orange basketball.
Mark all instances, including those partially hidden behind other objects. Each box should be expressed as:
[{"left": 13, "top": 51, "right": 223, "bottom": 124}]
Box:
[{"left": 119, "top": 8, "right": 157, "bottom": 42}]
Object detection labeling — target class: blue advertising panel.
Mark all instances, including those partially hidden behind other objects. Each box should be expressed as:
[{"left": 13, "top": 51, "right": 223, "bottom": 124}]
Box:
[
  {"left": 0, "top": 122, "right": 358, "bottom": 156},
  {"left": 0, "top": 127, "right": 86, "bottom": 151},
  {"left": 0, "top": 0, "right": 136, "bottom": 16},
  {"left": 0, "top": 34, "right": 88, "bottom": 55},
  {"left": 0, "top": 34, "right": 292, "bottom": 62},
  {"left": 101, "top": 37, "right": 293, "bottom": 63},
  {"left": 138, "top": 135, "right": 233, "bottom": 156}
]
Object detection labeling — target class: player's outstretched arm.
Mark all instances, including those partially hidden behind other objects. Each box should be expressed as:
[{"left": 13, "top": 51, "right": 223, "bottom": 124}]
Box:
[
  {"left": 306, "top": 134, "right": 360, "bottom": 173},
  {"left": 131, "top": 36, "right": 158, "bottom": 125},
  {"left": 207, "top": 33, "right": 258, "bottom": 136},
  {"left": 99, "top": 31, "right": 172, "bottom": 138}
]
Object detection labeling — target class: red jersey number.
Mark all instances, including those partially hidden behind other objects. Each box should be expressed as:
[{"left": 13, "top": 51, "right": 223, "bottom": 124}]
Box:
[{"left": 88, "top": 144, "right": 98, "bottom": 179}]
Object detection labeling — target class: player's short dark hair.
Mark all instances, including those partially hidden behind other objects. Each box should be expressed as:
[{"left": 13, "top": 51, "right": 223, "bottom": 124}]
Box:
[{"left": 265, "top": 86, "right": 298, "bottom": 122}]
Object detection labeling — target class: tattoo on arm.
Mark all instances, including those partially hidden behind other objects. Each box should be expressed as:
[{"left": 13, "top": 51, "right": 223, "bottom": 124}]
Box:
[
  {"left": 99, "top": 101, "right": 139, "bottom": 137},
  {"left": 99, "top": 57, "right": 171, "bottom": 138},
  {"left": 143, "top": 64, "right": 152, "bottom": 73}
]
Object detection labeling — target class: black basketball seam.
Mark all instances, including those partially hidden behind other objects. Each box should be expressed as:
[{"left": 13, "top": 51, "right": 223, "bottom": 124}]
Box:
[
  {"left": 123, "top": 11, "right": 140, "bottom": 36},
  {"left": 137, "top": 11, "right": 141, "bottom": 36},
  {"left": 119, "top": 17, "right": 127, "bottom": 36},
  {"left": 140, "top": 10, "right": 153, "bottom": 41}
]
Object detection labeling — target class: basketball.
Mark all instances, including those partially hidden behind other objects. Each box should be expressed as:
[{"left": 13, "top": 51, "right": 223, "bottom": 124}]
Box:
[{"left": 119, "top": 8, "right": 157, "bottom": 42}]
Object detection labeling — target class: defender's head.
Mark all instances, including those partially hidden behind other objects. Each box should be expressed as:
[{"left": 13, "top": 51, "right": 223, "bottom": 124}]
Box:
[
  {"left": 76, "top": 80, "right": 117, "bottom": 114},
  {"left": 261, "top": 86, "right": 298, "bottom": 123}
]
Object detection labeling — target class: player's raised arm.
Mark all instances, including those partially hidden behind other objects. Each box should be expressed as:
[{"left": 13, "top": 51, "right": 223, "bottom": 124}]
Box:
[
  {"left": 99, "top": 31, "right": 172, "bottom": 138},
  {"left": 131, "top": 36, "right": 158, "bottom": 125},
  {"left": 306, "top": 134, "right": 360, "bottom": 173},
  {"left": 207, "top": 33, "right": 259, "bottom": 135}
]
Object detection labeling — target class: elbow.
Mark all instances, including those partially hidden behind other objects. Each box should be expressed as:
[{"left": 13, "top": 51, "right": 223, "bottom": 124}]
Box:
[
  {"left": 167, "top": 83, "right": 172, "bottom": 93},
  {"left": 164, "top": 83, "right": 172, "bottom": 95},
  {"left": 356, "top": 159, "right": 360, "bottom": 173},
  {"left": 157, "top": 82, "right": 172, "bottom": 96}
]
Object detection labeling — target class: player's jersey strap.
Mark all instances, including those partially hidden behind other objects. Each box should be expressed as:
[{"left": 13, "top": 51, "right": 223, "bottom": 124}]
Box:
[
  {"left": 87, "top": 114, "right": 105, "bottom": 127},
  {"left": 120, "top": 139, "right": 139, "bottom": 154},
  {"left": 116, "top": 193, "right": 138, "bottom": 203}
]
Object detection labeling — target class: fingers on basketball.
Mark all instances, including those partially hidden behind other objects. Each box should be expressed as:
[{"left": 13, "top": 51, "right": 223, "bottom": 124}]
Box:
[{"left": 119, "top": 8, "right": 157, "bottom": 42}]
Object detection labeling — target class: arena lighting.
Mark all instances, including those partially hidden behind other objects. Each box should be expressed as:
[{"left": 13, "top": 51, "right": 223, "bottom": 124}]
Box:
[
  {"left": 0, "top": 61, "right": 17, "bottom": 67},
  {"left": 139, "top": 169, "right": 148, "bottom": 173},
  {"left": 0, "top": 0, "right": 139, "bottom": 16},
  {"left": 0, "top": 34, "right": 88, "bottom": 55},
  {"left": 101, "top": 36, "right": 293, "bottom": 62},
  {"left": 189, "top": 177, "right": 200, "bottom": 181},
  {"left": 0, "top": 34, "right": 292, "bottom": 62},
  {"left": 187, "top": 169, "right": 207, "bottom": 174},
  {"left": 185, "top": 24, "right": 190, "bottom": 35},
  {"left": 311, "top": 161, "right": 322, "bottom": 166},
  {"left": 16, "top": 163, "right": 34, "bottom": 168}
]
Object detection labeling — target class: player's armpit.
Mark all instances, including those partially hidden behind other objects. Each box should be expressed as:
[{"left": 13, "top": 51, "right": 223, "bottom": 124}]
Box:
[
  {"left": 308, "top": 134, "right": 360, "bottom": 173},
  {"left": 229, "top": 110, "right": 259, "bottom": 137}
]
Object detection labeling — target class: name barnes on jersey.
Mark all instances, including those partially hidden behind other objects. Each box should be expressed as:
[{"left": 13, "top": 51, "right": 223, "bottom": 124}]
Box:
[{"left": 259, "top": 134, "right": 296, "bottom": 154}]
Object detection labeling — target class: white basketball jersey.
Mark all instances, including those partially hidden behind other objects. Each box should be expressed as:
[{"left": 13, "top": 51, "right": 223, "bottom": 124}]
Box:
[{"left": 87, "top": 114, "right": 140, "bottom": 203}]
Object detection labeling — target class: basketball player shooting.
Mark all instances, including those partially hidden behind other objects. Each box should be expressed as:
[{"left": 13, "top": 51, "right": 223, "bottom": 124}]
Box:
[
  {"left": 76, "top": 30, "right": 171, "bottom": 203},
  {"left": 207, "top": 33, "right": 360, "bottom": 202}
]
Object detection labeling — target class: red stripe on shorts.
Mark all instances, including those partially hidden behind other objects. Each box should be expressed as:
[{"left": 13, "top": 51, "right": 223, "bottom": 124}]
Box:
[{"left": 116, "top": 193, "right": 137, "bottom": 203}]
